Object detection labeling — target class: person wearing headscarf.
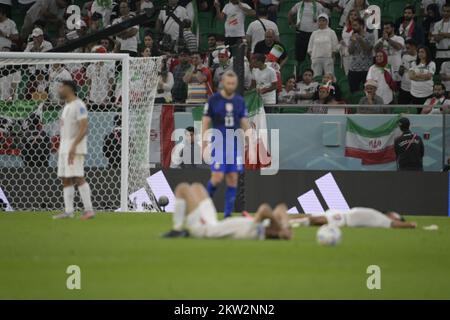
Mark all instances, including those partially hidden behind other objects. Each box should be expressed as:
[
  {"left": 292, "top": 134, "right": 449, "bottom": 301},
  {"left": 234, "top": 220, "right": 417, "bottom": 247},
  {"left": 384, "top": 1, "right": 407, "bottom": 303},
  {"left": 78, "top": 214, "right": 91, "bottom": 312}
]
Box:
[
  {"left": 310, "top": 81, "right": 336, "bottom": 113},
  {"left": 366, "top": 50, "right": 397, "bottom": 104}
]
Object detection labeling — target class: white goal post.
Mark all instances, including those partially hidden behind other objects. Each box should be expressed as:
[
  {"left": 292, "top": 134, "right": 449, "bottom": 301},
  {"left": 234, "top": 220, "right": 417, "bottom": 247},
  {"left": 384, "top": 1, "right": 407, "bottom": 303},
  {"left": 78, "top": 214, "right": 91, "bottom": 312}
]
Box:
[{"left": 0, "top": 52, "right": 163, "bottom": 212}]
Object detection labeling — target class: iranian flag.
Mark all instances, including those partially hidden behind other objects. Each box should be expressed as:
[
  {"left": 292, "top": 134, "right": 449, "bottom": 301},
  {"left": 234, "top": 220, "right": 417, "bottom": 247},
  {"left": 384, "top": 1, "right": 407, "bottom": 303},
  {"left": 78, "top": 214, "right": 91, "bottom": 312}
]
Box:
[
  {"left": 191, "top": 90, "right": 271, "bottom": 169},
  {"left": 345, "top": 116, "right": 401, "bottom": 165},
  {"left": 149, "top": 105, "right": 175, "bottom": 168},
  {"left": 244, "top": 90, "right": 271, "bottom": 169}
]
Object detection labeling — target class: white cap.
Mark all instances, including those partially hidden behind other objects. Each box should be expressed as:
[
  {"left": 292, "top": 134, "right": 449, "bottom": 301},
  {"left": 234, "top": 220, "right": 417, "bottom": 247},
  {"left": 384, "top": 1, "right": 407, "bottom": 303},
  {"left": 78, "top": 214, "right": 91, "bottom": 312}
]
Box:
[
  {"left": 31, "top": 28, "right": 43, "bottom": 37},
  {"left": 365, "top": 79, "right": 378, "bottom": 88},
  {"left": 318, "top": 13, "right": 329, "bottom": 21}
]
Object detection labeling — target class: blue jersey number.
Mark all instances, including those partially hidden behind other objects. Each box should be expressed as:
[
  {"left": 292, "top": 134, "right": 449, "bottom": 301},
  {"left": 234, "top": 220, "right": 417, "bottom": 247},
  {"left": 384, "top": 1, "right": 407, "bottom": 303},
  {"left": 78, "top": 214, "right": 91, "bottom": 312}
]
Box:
[{"left": 225, "top": 115, "right": 234, "bottom": 127}]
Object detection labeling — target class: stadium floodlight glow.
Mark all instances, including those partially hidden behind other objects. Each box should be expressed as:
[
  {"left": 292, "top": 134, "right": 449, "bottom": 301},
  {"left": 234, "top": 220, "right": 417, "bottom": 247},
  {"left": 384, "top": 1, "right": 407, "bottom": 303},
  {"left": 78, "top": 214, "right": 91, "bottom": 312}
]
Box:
[{"left": 0, "top": 52, "right": 163, "bottom": 212}]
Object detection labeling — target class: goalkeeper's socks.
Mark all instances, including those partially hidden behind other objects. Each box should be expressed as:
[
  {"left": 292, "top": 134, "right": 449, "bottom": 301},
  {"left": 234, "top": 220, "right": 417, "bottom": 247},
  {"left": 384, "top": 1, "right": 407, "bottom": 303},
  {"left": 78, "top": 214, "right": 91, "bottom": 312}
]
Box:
[
  {"left": 78, "top": 182, "right": 93, "bottom": 212},
  {"left": 224, "top": 186, "right": 237, "bottom": 218},
  {"left": 173, "top": 199, "right": 186, "bottom": 231},
  {"left": 206, "top": 180, "right": 217, "bottom": 197},
  {"left": 63, "top": 185, "right": 75, "bottom": 214}
]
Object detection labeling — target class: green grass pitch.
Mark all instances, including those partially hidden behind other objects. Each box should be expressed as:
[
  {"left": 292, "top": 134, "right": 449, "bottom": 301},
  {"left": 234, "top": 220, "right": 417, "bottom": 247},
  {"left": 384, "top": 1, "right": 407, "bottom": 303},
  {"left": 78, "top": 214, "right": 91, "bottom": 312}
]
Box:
[{"left": 1, "top": 213, "right": 450, "bottom": 299}]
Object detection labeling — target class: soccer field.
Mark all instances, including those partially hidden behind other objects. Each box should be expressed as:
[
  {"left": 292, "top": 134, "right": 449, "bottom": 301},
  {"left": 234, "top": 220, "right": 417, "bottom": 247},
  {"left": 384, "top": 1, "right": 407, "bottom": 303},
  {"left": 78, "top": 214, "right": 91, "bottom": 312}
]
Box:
[{"left": 1, "top": 213, "right": 450, "bottom": 299}]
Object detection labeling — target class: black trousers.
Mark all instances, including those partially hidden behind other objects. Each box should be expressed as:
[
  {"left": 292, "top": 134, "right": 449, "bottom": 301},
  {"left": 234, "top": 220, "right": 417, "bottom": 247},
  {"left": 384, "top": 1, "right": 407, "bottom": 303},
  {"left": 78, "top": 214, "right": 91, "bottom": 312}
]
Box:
[
  {"left": 225, "top": 37, "right": 243, "bottom": 57},
  {"left": 435, "top": 57, "right": 450, "bottom": 74},
  {"left": 295, "top": 31, "right": 312, "bottom": 64},
  {"left": 398, "top": 88, "right": 413, "bottom": 105},
  {"left": 348, "top": 70, "right": 368, "bottom": 93},
  {"left": 119, "top": 50, "right": 138, "bottom": 57}
]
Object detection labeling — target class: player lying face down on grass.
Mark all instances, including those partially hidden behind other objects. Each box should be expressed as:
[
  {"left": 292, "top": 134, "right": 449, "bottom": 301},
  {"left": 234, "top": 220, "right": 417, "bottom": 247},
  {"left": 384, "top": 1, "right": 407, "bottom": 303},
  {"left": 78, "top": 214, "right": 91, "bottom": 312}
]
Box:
[
  {"left": 288, "top": 207, "right": 417, "bottom": 229},
  {"left": 164, "top": 182, "right": 292, "bottom": 240}
]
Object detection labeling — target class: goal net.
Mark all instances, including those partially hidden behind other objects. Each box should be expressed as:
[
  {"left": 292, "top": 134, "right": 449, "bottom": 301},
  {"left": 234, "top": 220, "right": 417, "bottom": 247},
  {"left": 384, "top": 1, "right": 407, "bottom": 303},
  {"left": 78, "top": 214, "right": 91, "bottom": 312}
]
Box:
[{"left": 0, "top": 52, "right": 163, "bottom": 212}]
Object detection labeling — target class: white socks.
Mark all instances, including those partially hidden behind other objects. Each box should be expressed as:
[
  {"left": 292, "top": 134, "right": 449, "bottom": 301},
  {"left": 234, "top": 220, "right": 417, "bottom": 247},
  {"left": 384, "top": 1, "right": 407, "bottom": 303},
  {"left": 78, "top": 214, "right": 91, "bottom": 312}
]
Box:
[
  {"left": 63, "top": 185, "right": 75, "bottom": 214},
  {"left": 173, "top": 199, "right": 186, "bottom": 231},
  {"left": 78, "top": 183, "right": 93, "bottom": 212}
]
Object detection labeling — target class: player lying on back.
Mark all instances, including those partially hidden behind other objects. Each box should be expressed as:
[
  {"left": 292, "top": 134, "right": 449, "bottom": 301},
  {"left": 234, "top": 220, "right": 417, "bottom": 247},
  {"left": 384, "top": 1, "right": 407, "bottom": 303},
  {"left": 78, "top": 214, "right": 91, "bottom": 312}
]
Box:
[
  {"left": 164, "top": 182, "right": 292, "bottom": 240},
  {"left": 289, "top": 207, "right": 417, "bottom": 229}
]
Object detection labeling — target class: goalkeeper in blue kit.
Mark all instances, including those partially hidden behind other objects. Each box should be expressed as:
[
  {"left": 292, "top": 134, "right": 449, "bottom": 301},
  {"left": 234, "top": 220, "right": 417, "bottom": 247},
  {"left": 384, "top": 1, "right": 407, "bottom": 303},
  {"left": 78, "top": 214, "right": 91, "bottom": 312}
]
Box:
[{"left": 202, "top": 70, "right": 251, "bottom": 218}]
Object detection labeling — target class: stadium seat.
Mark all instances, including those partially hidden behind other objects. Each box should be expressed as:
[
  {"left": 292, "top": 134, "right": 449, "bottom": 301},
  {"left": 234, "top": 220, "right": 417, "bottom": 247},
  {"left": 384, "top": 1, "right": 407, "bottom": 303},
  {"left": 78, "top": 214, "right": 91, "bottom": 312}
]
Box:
[
  {"left": 280, "top": 33, "right": 296, "bottom": 50},
  {"left": 369, "top": 0, "right": 386, "bottom": 11},
  {"left": 348, "top": 90, "right": 365, "bottom": 104},
  {"left": 391, "top": 106, "right": 417, "bottom": 114},
  {"left": 385, "top": 0, "right": 407, "bottom": 21},
  {"left": 211, "top": 17, "right": 225, "bottom": 35},
  {"left": 198, "top": 12, "right": 213, "bottom": 34},
  {"left": 281, "top": 0, "right": 298, "bottom": 13},
  {"left": 280, "top": 106, "right": 309, "bottom": 113},
  {"left": 281, "top": 60, "right": 298, "bottom": 82},
  {"left": 334, "top": 66, "right": 346, "bottom": 83},
  {"left": 199, "top": 33, "right": 209, "bottom": 51},
  {"left": 277, "top": 16, "right": 291, "bottom": 32},
  {"left": 330, "top": 10, "right": 341, "bottom": 31}
]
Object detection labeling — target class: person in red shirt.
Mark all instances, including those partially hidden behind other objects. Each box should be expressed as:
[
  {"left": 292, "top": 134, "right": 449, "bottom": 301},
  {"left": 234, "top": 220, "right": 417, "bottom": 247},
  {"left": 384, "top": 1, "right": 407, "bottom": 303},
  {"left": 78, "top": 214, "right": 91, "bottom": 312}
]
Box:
[{"left": 183, "top": 52, "right": 213, "bottom": 97}]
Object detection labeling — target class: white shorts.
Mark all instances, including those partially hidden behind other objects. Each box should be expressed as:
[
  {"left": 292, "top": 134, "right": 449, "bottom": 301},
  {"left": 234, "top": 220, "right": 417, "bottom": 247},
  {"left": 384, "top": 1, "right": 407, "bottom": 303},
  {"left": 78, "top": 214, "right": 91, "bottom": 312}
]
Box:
[
  {"left": 57, "top": 153, "right": 85, "bottom": 178},
  {"left": 311, "top": 57, "right": 334, "bottom": 77},
  {"left": 326, "top": 207, "right": 392, "bottom": 228},
  {"left": 186, "top": 199, "right": 264, "bottom": 240}
]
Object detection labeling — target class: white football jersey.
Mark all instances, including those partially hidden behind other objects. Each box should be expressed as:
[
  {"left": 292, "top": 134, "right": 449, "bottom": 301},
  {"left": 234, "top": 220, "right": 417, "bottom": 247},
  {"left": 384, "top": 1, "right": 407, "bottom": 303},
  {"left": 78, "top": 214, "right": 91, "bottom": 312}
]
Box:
[
  {"left": 59, "top": 99, "right": 88, "bottom": 155},
  {"left": 325, "top": 207, "right": 392, "bottom": 228}
]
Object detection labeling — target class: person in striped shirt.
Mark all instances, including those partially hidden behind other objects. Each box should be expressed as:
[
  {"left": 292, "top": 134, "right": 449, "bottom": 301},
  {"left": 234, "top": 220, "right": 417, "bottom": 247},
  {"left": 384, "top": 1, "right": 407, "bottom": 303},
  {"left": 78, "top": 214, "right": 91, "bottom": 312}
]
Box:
[{"left": 182, "top": 19, "right": 198, "bottom": 53}]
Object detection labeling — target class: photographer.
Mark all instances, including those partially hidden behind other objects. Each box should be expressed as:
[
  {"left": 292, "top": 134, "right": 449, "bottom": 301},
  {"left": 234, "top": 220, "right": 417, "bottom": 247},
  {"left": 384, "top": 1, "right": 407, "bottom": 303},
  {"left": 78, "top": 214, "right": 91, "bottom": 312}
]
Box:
[
  {"left": 156, "top": 0, "right": 189, "bottom": 52},
  {"left": 155, "top": 60, "right": 174, "bottom": 104},
  {"left": 103, "top": 115, "right": 122, "bottom": 169},
  {"left": 20, "top": 113, "right": 51, "bottom": 167}
]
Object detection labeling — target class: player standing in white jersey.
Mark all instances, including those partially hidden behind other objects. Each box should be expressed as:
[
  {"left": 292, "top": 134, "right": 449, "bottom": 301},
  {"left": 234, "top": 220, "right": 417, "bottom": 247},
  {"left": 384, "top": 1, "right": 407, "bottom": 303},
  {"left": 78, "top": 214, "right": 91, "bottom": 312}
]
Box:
[
  {"left": 53, "top": 80, "right": 94, "bottom": 220},
  {"left": 289, "top": 207, "right": 417, "bottom": 229}
]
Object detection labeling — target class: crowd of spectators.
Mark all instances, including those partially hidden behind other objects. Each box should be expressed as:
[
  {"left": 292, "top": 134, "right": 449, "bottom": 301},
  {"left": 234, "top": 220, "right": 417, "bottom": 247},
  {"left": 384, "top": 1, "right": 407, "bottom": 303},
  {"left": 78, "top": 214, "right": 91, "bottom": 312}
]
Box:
[{"left": 1, "top": 0, "right": 450, "bottom": 114}]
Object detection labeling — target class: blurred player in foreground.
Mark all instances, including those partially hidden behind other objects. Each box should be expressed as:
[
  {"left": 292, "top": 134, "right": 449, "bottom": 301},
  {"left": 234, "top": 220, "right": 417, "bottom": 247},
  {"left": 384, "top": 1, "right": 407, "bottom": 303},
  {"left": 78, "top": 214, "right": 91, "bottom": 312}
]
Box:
[
  {"left": 164, "top": 182, "right": 292, "bottom": 240},
  {"left": 289, "top": 207, "right": 417, "bottom": 229},
  {"left": 202, "top": 70, "right": 250, "bottom": 218},
  {"left": 53, "top": 80, "right": 94, "bottom": 220}
]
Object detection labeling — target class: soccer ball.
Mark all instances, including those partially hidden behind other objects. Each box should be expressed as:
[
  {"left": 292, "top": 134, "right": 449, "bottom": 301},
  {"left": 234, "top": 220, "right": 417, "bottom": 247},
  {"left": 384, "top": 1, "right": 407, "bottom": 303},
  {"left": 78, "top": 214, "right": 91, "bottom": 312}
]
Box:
[{"left": 316, "top": 225, "right": 342, "bottom": 246}]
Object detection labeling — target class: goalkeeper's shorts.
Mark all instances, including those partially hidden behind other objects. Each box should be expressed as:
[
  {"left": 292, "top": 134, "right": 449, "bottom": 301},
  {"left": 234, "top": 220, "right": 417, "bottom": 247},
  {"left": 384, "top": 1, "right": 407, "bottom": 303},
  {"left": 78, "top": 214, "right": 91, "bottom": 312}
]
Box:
[{"left": 57, "top": 153, "right": 85, "bottom": 178}]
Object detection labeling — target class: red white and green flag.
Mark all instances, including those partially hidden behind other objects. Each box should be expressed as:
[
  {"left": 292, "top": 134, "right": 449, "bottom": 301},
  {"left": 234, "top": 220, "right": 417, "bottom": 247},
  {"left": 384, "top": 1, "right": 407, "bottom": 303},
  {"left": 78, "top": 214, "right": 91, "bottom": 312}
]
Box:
[
  {"left": 192, "top": 90, "right": 271, "bottom": 169},
  {"left": 149, "top": 105, "right": 175, "bottom": 168},
  {"left": 345, "top": 116, "right": 401, "bottom": 165}
]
